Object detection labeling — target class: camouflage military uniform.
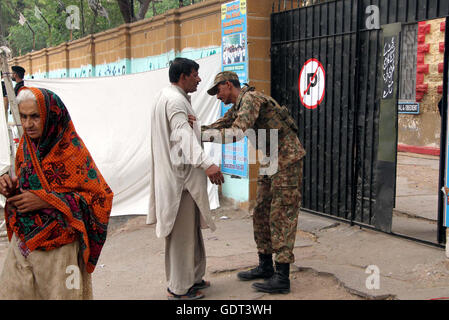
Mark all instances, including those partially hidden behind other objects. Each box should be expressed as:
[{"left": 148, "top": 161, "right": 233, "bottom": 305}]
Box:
[{"left": 202, "top": 86, "right": 306, "bottom": 264}]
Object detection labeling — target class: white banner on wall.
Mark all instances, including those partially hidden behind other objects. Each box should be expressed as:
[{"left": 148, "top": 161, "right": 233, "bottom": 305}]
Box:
[
  {"left": 22, "top": 54, "right": 222, "bottom": 216},
  {"left": 0, "top": 92, "right": 10, "bottom": 208}
]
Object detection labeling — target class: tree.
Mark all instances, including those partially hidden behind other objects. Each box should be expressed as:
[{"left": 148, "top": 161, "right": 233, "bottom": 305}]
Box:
[
  {"left": 117, "top": 0, "right": 162, "bottom": 23},
  {"left": 88, "top": 0, "right": 110, "bottom": 34},
  {"left": 136, "top": 0, "right": 152, "bottom": 20},
  {"left": 116, "top": 0, "right": 199, "bottom": 23},
  {"left": 1, "top": 0, "right": 200, "bottom": 56},
  {"left": 0, "top": 0, "right": 6, "bottom": 45},
  {"left": 3, "top": 0, "right": 125, "bottom": 54},
  {"left": 117, "top": 0, "right": 135, "bottom": 23}
]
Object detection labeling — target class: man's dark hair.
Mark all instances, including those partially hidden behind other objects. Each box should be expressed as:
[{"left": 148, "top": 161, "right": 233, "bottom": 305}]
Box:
[
  {"left": 169, "top": 57, "right": 199, "bottom": 83},
  {"left": 12, "top": 66, "right": 25, "bottom": 79},
  {"left": 16, "top": 71, "right": 25, "bottom": 79},
  {"left": 229, "top": 79, "right": 241, "bottom": 88}
]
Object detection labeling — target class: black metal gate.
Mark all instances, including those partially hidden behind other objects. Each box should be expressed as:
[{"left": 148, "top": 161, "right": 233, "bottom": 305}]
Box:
[{"left": 271, "top": 0, "right": 449, "bottom": 245}]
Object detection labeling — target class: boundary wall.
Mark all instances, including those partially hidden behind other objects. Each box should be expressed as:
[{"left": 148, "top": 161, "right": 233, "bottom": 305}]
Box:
[
  {"left": 8, "top": 0, "right": 274, "bottom": 211},
  {"left": 399, "top": 18, "right": 445, "bottom": 150},
  {"left": 10, "top": 1, "right": 223, "bottom": 78}
]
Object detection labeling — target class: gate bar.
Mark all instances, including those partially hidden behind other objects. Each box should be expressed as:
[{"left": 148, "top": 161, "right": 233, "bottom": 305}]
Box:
[
  {"left": 437, "top": 16, "right": 449, "bottom": 244},
  {"left": 272, "top": 30, "right": 357, "bottom": 46},
  {"left": 350, "top": 0, "right": 362, "bottom": 226}
]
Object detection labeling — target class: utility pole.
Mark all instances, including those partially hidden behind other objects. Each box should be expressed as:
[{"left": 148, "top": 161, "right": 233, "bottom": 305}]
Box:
[
  {"left": 26, "top": 21, "right": 35, "bottom": 50},
  {"left": 18, "top": 11, "right": 35, "bottom": 50},
  {"left": 36, "top": 6, "right": 52, "bottom": 45},
  {"left": 80, "top": 0, "right": 85, "bottom": 37}
]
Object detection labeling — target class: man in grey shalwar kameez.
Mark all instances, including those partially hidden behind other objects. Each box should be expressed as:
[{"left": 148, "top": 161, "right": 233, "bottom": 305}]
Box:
[{"left": 147, "top": 58, "right": 224, "bottom": 300}]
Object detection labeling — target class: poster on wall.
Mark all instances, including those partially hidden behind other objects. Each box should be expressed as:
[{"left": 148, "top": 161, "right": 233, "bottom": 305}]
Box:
[{"left": 221, "top": 0, "right": 248, "bottom": 178}]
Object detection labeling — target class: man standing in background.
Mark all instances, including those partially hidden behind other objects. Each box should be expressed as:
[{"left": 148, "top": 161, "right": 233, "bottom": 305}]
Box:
[
  {"left": 11, "top": 66, "right": 25, "bottom": 96},
  {"left": 1, "top": 74, "right": 7, "bottom": 118},
  {"left": 1, "top": 65, "right": 26, "bottom": 117}
]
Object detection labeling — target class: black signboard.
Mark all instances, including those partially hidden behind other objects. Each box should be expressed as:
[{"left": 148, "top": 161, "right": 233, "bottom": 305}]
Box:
[{"left": 382, "top": 35, "right": 398, "bottom": 100}]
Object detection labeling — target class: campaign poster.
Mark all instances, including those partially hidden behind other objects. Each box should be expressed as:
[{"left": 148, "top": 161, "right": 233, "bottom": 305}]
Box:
[{"left": 221, "top": 0, "right": 248, "bottom": 178}]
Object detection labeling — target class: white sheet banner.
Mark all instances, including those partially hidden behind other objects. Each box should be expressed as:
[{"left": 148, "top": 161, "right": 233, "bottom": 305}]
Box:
[
  {"left": 25, "top": 54, "right": 222, "bottom": 216},
  {"left": 0, "top": 91, "right": 10, "bottom": 208},
  {"left": 0, "top": 90, "right": 10, "bottom": 175}
]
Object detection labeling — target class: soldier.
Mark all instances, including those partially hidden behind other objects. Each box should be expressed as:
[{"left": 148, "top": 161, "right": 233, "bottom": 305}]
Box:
[{"left": 199, "top": 71, "right": 306, "bottom": 294}]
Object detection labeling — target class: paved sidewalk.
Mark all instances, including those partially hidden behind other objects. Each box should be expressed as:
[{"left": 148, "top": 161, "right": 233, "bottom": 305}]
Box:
[
  {"left": 94, "top": 210, "right": 449, "bottom": 300},
  {"left": 296, "top": 212, "right": 449, "bottom": 300},
  {"left": 392, "top": 152, "right": 441, "bottom": 244},
  {"left": 0, "top": 207, "right": 448, "bottom": 300},
  {"left": 0, "top": 151, "right": 447, "bottom": 300},
  {"left": 395, "top": 152, "right": 440, "bottom": 222}
]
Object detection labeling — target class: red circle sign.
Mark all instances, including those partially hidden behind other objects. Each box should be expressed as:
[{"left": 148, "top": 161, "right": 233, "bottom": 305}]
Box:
[{"left": 298, "top": 58, "right": 326, "bottom": 109}]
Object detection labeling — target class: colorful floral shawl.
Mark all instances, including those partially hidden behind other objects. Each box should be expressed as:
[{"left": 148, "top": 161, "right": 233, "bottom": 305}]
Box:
[{"left": 5, "top": 87, "right": 113, "bottom": 273}]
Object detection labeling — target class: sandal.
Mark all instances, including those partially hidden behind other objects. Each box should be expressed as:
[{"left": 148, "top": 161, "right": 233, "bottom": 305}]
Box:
[
  {"left": 192, "top": 280, "right": 211, "bottom": 290},
  {"left": 167, "top": 287, "right": 205, "bottom": 300}
]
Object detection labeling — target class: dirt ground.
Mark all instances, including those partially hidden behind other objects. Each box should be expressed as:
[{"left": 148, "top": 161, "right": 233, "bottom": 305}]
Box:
[
  {"left": 396, "top": 153, "right": 439, "bottom": 192},
  {"left": 84, "top": 202, "right": 367, "bottom": 301},
  {"left": 394, "top": 152, "right": 440, "bottom": 221},
  {"left": 392, "top": 152, "right": 441, "bottom": 243},
  {"left": 1, "top": 152, "right": 442, "bottom": 300},
  {"left": 0, "top": 202, "right": 366, "bottom": 300},
  {"left": 194, "top": 268, "right": 365, "bottom": 301}
]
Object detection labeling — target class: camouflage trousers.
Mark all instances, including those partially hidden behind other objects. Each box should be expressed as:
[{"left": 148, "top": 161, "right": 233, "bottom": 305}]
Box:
[{"left": 253, "top": 160, "right": 303, "bottom": 264}]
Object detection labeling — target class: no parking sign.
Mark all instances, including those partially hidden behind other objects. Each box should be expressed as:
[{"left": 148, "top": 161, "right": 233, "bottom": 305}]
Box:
[{"left": 298, "top": 58, "right": 326, "bottom": 109}]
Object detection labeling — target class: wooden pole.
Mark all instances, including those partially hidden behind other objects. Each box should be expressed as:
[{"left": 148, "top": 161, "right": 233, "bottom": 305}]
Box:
[
  {"left": 0, "top": 49, "right": 23, "bottom": 137},
  {"left": 0, "top": 82, "right": 10, "bottom": 177},
  {"left": 24, "top": 21, "right": 35, "bottom": 50}
]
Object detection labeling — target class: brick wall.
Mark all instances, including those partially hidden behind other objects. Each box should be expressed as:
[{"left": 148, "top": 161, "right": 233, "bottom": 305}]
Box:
[
  {"left": 8, "top": 0, "right": 275, "bottom": 209},
  {"left": 9, "top": 0, "right": 223, "bottom": 78},
  {"left": 246, "top": 0, "right": 271, "bottom": 209},
  {"left": 398, "top": 18, "right": 445, "bottom": 148}
]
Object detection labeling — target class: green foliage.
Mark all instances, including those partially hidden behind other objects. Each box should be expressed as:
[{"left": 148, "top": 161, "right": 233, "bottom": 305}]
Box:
[
  {"left": 3, "top": 0, "right": 123, "bottom": 55},
  {"left": 147, "top": 0, "right": 180, "bottom": 17},
  {"left": 1, "top": 0, "right": 199, "bottom": 56}
]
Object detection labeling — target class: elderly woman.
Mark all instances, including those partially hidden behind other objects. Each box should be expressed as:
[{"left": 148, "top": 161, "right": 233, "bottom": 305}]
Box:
[{"left": 0, "top": 87, "right": 113, "bottom": 300}]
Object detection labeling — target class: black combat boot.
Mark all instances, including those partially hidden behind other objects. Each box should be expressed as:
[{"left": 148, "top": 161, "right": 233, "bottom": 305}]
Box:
[
  {"left": 237, "top": 253, "right": 274, "bottom": 281},
  {"left": 251, "top": 262, "right": 290, "bottom": 294}
]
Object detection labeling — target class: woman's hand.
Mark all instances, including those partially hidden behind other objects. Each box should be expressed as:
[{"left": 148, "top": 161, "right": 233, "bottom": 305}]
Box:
[
  {"left": 7, "top": 189, "right": 53, "bottom": 213},
  {"left": 0, "top": 175, "right": 19, "bottom": 198}
]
